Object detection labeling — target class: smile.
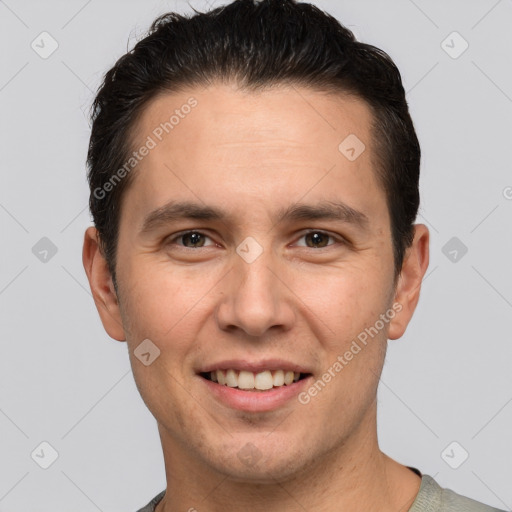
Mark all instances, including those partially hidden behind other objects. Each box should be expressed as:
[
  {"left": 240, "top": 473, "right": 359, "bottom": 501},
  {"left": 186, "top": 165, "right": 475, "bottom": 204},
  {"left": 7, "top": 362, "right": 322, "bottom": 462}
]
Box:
[
  {"left": 201, "top": 369, "right": 310, "bottom": 391},
  {"left": 199, "top": 372, "right": 313, "bottom": 412}
]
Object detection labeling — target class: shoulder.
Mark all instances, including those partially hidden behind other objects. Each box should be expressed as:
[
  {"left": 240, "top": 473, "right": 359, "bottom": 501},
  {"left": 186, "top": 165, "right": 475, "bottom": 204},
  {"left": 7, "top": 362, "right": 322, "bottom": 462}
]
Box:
[
  {"left": 135, "top": 490, "right": 165, "bottom": 512},
  {"left": 409, "top": 474, "right": 506, "bottom": 512}
]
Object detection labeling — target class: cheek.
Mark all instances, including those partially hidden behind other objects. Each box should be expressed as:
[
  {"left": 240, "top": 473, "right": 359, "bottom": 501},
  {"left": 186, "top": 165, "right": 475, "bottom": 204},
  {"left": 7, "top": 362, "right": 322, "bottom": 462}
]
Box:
[
  {"left": 118, "top": 256, "right": 215, "bottom": 341},
  {"left": 118, "top": 262, "right": 213, "bottom": 418},
  {"left": 292, "top": 263, "right": 391, "bottom": 344}
]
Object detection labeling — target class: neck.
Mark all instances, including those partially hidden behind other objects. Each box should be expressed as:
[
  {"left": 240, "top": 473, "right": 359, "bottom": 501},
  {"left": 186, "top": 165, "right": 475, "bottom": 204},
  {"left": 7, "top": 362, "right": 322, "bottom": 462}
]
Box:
[{"left": 155, "top": 403, "right": 421, "bottom": 512}]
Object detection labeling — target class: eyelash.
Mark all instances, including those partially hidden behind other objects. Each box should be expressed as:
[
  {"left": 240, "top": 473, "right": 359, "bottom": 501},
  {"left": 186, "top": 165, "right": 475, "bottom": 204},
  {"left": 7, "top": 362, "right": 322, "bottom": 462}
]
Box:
[
  {"left": 166, "top": 230, "right": 344, "bottom": 249},
  {"left": 167, "top": 231, "right": 217, "bottom": 248}
]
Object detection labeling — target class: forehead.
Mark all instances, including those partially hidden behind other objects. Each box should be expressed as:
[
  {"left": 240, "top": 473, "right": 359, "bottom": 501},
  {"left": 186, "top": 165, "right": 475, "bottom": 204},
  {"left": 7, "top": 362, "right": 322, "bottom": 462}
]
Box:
[
  {"left": 124, "top": 83, "right": 384, "bottom": 221},
  {"left": 135, "top": 83, "right": 374, "bottom": 158}
]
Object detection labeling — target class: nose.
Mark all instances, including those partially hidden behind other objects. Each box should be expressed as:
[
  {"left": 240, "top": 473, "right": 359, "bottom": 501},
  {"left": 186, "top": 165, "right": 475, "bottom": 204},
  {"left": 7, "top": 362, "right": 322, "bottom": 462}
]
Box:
[{"left": 215, "top": 250, "right": 295, "bottom": 338}]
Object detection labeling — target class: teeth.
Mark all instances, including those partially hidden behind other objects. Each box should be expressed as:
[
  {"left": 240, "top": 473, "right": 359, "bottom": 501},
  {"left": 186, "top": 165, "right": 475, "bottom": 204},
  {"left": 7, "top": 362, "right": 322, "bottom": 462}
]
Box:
[
  {"left": 237, "top": 370, "right": 254, "bottom": 389},
  {"left": 272, "top": 370, "right": 284, "bottom": 386},
  {"left": 226, "top": 369, "right": 238, "bottom": 387},
  {"left": 212, "top": 369, "right": 302, "bottom": 390},
  {"left": 254, "top": 370, "right": 273, "bottom": 390}
]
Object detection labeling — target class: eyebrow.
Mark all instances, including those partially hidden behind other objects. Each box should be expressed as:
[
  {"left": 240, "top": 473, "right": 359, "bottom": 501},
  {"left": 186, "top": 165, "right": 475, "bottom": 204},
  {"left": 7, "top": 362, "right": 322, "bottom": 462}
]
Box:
[
  {"left": 140, "top": 201, "right": 225, "bottom": 233},
  {"left": 276, "top": 201, "right": 369, "bottom": 229},
  {"left": 140, "top": 199, "right": 369, "bottom": 234}
]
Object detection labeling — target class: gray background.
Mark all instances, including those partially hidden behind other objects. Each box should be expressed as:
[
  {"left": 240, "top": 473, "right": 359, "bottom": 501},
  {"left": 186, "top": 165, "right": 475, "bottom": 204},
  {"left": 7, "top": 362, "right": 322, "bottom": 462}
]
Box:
[{"left": 0, "top": 0, "right": 511, "bottom": 510}]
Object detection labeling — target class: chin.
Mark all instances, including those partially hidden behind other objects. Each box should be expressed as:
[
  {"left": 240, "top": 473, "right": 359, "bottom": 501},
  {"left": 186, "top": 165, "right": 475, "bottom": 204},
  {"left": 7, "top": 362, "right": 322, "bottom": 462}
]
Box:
[
  {"left": 206, "top": 440, "right": 311, "bottom": 483},
  {"left": 222, "top": 459, "right": 304, "bottom": 484}
]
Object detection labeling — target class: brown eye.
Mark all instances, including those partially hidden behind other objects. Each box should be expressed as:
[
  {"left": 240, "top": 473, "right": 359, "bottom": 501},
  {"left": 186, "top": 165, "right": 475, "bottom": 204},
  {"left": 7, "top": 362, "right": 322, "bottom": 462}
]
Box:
[
  {"left": 304, "top": 231, "right": 331, "bottom": 248},
  {"left": 180, "top": 232, "right": 207, "bottom": 247}
]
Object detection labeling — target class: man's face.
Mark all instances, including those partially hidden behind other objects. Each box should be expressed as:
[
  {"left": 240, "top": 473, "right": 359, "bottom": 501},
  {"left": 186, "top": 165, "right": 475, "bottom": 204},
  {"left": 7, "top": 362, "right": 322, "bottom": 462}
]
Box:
[{"left": 106, "top": 84, "right": 406, "bottom": 480}]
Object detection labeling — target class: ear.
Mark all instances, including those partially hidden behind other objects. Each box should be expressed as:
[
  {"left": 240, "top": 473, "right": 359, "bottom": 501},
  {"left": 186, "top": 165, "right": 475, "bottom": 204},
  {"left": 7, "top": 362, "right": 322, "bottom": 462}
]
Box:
[
  {"left": 82, "top": 226, "right": 126, "bottom": 341},
  {"left": 388, "top": 224, "right": 430, "bottom": 340}
]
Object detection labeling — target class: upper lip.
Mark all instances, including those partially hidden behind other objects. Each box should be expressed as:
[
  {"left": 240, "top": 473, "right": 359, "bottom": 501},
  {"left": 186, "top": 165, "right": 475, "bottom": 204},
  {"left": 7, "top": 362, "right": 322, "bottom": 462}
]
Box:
[{"left": 197, "top": 359, "right": 312, "bottom": 374}]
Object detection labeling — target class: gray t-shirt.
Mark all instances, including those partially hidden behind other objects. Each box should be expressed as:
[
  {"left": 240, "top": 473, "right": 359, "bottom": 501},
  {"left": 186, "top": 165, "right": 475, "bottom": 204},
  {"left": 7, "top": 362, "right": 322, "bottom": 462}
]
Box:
[{"left": 136, "top": 469, "right": 505, "bottom": 512}]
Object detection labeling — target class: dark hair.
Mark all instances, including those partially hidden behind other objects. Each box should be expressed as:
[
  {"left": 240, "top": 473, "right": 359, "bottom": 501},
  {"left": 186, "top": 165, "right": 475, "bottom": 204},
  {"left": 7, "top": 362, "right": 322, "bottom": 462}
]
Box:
[{"left": 87, "top": 0, "right": 420, "bottom": 284}]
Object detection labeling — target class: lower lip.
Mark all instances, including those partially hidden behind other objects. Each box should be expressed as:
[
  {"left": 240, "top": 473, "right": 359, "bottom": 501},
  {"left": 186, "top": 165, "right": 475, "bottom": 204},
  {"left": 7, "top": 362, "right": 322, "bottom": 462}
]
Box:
[{"left": 199, "top": 375, "right": 312, "bottom": 412}]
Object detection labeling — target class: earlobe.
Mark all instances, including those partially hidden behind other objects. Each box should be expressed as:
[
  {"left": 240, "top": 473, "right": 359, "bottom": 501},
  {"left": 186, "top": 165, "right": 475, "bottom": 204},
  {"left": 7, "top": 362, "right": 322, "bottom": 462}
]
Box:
[
  {"left": 388, "top": 224, "right": 430, "bottom": 340},
  {"left": 82, "top": 226, "right": 126, "bottom": 341}
]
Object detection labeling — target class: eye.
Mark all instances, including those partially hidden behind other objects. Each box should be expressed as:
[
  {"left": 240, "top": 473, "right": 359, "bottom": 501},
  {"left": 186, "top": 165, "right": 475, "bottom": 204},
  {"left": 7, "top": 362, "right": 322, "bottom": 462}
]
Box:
[
  {"left": 169, "top": 231, "right": 215, "bottom": 248},
  {"left": 295, "top": 231, "right": 338, "bottom": 248}
]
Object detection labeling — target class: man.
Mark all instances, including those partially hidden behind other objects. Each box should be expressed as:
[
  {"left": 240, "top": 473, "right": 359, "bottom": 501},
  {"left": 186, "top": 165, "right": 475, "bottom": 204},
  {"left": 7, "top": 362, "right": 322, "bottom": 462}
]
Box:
[{"left": 82, "top": 1, "right": 504, "bottom": 510}]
